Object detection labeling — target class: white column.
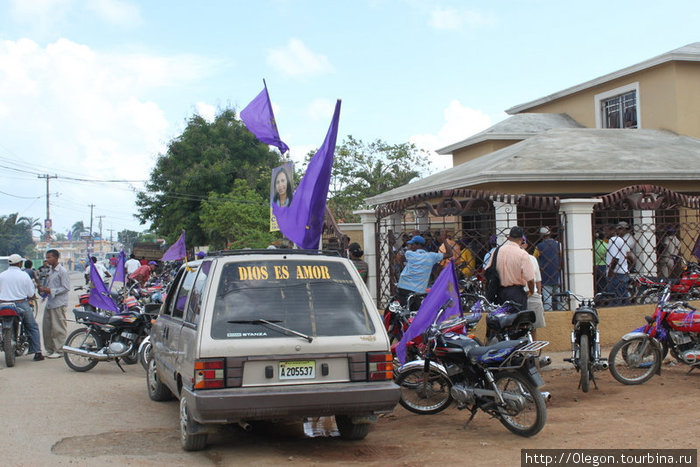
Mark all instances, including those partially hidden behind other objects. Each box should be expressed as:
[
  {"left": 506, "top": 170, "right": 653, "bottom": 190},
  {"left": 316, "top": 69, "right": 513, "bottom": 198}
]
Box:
[
  {"left": 493, "top": 201, "right": 517, "bottom": 243},
  {"left": 356, "top": 209, "right": 378, "bottom": 302},
  {"left": 633, "top": 209, "right": 657, "bottom": 276},
  {"left": 413, "top": 208, "right": 429, "bottom": 232},
  {"left": 559, "top": 199, "right": 601, "bottom": 300}
]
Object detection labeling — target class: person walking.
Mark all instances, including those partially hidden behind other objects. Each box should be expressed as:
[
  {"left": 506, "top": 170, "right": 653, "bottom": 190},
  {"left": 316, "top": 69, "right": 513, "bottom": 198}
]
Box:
[
  {"left": 486, "top": 226, "right": 535, "bottom": 309},
  {"left": 395, "top": 231, "right": 453, "bottom": 309},
  {"left": 38, "top": 249, "right": 71, "bottom": 358},
  {"left": 0, "top": 254, "right": 44, "bottom": 361},
  {"left": 348, "top": 243, "right": 369, "bottom": 285},
  {"left": 535, "top": 226, "right": 562, "bottom": 311}
]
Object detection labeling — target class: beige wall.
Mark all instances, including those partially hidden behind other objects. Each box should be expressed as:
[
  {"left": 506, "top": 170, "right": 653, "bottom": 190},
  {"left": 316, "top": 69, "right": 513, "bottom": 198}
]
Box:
[
  {"left": 522, "top": 61, "right": 700, "bottom": 138},
  {"left": 452, "top": 140, "right": 518, "bottom": 166}
]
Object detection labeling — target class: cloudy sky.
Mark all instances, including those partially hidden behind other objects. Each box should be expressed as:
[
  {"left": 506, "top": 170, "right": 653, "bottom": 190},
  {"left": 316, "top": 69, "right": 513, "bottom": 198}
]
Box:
[{"left": 0, "top": 0, "right": 697, "bottom": 238}]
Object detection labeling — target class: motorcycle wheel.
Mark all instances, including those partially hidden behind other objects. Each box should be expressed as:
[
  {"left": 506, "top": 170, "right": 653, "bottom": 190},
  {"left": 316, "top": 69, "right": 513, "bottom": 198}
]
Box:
[
  {"left": 180, "top": 396, "right": 207, "bottom": 451},
  {"left": 122, "top": 348, "right": 139, "bottom": 365},
  {"left": 147, "top": 357, "right": 173, "bottom": 401},
  {"left": 335, "top": 415, "right": 371, "bottom": 440},
  {"left": 494, "top": 371, "right": 547, "bottom": 437},
  {"left": 579, "top": 334, "right": 590, "bottom": 393},
  {"left": 139, "top": 340, "right": 152, "bottom": 371},
  {"left": 396, "top": 366, "right": 452, "bottom": 415},
  {"left": 63, "top": 328, "right": 102, "bottom": 372},
  {"left": 608, "top": 337, "right": 660, "bottom": 385},
  {"left": 3, "top": 326, "right": 17, "bottom": 367}
]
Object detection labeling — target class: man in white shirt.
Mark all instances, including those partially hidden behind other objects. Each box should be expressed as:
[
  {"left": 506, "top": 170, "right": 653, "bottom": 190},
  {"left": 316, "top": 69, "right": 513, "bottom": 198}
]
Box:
[
  {"left": 0, "top": 254, "right": 44, "bottom": 360},
  {"left": 125, "top": 254, "right": 140, "bottom": 276},
  {"left": 606, "top": 221, "right": 635, "bottom": 305}
]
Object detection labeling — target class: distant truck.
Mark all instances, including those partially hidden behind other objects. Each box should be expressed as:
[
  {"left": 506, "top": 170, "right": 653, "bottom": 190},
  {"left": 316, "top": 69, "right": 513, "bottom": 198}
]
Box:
[{"left": 131, "top": 242, "right": 165, "bottom": 262}]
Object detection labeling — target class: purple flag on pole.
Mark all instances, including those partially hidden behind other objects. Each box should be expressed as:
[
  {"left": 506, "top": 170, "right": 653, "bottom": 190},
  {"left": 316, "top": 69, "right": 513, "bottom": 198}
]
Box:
[
  {"left": 272, "top": 100, "right": 341, "bottom": 249},
  {"left": 110, "top": 250, "right": 126, "bottom": 291},
  {"left": 396, "top": 260, "right": 462, "bottom": 364},
  {"left": 240, "top": 81, "right": 289, "bottom": 154},
  {"left": 162, "top": 231, "right": 186, "bottom": 261},
  {"left": 67, "top": 231, "right": 72, "bottom": 241},
  {"left": 88, "top": 256, "right": 119, "bottom": 313}
]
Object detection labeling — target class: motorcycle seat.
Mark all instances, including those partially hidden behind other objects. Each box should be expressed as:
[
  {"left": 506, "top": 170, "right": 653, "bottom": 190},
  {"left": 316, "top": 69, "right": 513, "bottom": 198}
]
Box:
[
  {"left": 572, "top": 308, "right": 598, "bottom": 325},
  {"left": 73, "top": 309, "right": 111, "bottom": 324},
  {"left": 466, "top": 338, "right": 528, "bottom": 360},
  {"left": 487, "top": 310, "right": 536, "bottom": 331}
]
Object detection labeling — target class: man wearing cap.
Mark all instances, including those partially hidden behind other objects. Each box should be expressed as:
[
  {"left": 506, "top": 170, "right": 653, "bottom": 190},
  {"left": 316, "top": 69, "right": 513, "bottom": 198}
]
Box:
[
  {"left": 348, "top": 243, "right": 369, "bottom": 285},
  {"left": 129, "top": 261, "right": 157, "bottom": 287},
  {"left": 395, "top": 230, "right": 453, "bottom": 309},
  {"left": 486, "top": 226, "right": 535, "bottom": 308},
  {"left": 38, "top": 249, "right": 71, "bottom": 358},
  {"left": 196, "top": 251, "right": 206, "bottom": 259},
  {"left": 0, "top": 254, "right": 44, "bottom": 361},
  {"left": 535, "top": 226, "right": 562, "bottom": 311},
  {"left": 606, "top": 221, "right": 635, "bottom": 305}
]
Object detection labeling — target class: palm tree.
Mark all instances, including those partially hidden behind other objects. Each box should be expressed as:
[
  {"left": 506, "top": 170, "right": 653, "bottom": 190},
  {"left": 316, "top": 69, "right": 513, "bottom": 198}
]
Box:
[
  {"left": 0, "top": 213, "right": 35, "bottom": 255},
  {"left": 71, "top": 221, "right": 86, "bottom": 240}
]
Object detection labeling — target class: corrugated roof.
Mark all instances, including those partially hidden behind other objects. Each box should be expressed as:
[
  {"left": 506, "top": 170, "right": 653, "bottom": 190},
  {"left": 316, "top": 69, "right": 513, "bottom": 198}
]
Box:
[
  {"left": 506, "top": 42, "right": 700, "bottom": 115},
  {"left": 366, "top": 128, "right": 700, "bottom": 206}
]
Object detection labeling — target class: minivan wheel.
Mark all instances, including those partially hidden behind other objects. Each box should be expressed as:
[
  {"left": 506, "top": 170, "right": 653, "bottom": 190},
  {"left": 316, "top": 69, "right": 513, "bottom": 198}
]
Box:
[
  {"left": 335, "top": 415, "right": 371, "bottom": 440},
  {"left": 180, "top": 396, "right": 208, "bottom": 451},
  {"left": 147, "top": 358, "right": 173, "bottom": 401}
]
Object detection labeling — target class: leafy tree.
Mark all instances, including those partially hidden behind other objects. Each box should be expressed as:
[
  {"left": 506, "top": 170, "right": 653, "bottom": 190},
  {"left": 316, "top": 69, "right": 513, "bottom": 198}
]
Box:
[
  {"left": 55, "top": 233, "right": 67, "bottom": 241},
  {"left": 71, "top": 221, "right": 86, "bottom": 240},
  {"left": 0, "top": 213, "right": 36, "bottom": 255},
  {"left": 313, "top": 136, "right": 431, "bottom": 222},
  {"left": 136, "top": 109, "right": 284, "bottom": 246},
  {"left": 118, "top": 229, "right": 140, "bottom": 252},
  {"left": 200, "top": 180, "right": 278, "bottom": 249}
]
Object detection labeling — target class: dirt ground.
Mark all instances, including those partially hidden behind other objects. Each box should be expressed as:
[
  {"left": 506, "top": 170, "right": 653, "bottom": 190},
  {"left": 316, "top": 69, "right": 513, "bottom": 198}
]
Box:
[{"left": 2, "top": 274, "right": 698, "bottom": 466}]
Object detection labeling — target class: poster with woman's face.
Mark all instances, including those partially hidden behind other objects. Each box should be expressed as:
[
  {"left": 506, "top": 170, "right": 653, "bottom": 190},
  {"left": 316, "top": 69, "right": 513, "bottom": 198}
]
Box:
[
  {"left": 270, "top": 162, "right": 295, "bottom": 231},
  {"left": 270, "top": 162, "right": 295, "bottom": 208}
]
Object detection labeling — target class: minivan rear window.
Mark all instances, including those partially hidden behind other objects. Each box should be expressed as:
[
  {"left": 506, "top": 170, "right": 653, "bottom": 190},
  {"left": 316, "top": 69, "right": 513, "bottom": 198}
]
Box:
[{"left": 211, "top": 260, "right": 375, "bottom": 339}]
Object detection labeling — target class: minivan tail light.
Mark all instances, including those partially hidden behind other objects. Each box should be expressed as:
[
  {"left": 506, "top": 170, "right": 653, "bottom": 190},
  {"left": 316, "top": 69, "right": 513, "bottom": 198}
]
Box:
[
  {"left": 367, "top": 352, "right": 393, "bottom": 381},
  {"left": 194, "top": 359, "right": 225, "bottom": 389}
]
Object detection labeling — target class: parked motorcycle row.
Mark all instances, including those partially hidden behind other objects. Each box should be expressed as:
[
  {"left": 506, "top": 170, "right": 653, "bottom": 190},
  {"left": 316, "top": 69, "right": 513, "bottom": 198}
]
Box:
[{"left": 385, "top": 272, "right": 700, "bottom": 437}]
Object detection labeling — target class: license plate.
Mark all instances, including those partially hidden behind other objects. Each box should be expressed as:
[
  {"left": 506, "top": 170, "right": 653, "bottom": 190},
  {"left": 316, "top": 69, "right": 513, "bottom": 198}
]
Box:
[{"left": 279, "top": 360, "right": 315, "bottom": 379}]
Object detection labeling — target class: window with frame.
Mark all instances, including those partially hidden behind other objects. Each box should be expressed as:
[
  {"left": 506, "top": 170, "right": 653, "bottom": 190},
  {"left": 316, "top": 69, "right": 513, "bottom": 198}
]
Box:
[{"left": 601, "top": 91, "right": 637, "bottom": 129}]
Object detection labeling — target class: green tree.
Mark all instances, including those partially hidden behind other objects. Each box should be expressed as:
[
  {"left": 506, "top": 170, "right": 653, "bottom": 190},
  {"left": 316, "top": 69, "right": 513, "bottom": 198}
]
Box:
[
  {"left": 55, "top": 233, "right": 67, "bottom": 241},
  {"left": 200, "top": 180, "right": 278, "bottom": 249},
  {"left": 71, "top": 221, "right": 86, "bottom": 240},
  {"left": 118, "top": 229, "right": 140, "bottom": 252},
  {"left": 0, "top": 213, "right": 36, "bottom": 255},
  {"left": 136, "top": 109, "right": 284, "bottom": 246},
  {"left": 319, "top": 136, "right": 431, "bottom": 222}
]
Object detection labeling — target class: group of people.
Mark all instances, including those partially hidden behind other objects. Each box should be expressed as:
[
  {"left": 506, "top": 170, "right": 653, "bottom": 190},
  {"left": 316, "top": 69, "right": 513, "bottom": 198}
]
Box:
[{"left": 0, "top": 250, "right": 71, "bottom": 361}]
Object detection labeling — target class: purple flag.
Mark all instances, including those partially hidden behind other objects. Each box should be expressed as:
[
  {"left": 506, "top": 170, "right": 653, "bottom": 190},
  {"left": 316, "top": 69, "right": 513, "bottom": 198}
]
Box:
[
  {"left": 396, "top": 260, "right": 462, "bottom": 364},
  {"left": 67, "top": 231, "right": 72, "bottom": 241},
  {"left": 110, "top": 250, "right": 126, "bottom": 291},
  {"left": 162, "top": 231, "right": 186, "bottom": 261},
  {"left": 88, "top": 256, "right": 119, "bottom": 313},
  {"left": 240, "top": 81, "right": 289, "bottom": 154},
  {"left": 272, "top": 100, "right": 341, "bottom": 249}
]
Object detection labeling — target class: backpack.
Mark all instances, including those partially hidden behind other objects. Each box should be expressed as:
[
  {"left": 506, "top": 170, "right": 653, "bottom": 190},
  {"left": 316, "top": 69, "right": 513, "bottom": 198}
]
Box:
[{"left": 484, "top": 246, "right": 501, "bottom": 302}]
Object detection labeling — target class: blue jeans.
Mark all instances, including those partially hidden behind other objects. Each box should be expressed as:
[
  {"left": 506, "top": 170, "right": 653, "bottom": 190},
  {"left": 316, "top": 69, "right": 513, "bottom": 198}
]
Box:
[
  {"left": 542, "top": 284, "right": 561, "bottom": 311},
  {"left": 15, "top": 300, "right": 42, "bottom": 354},
  {"left": 606, "top": 273, "right": 630, "bottom": 306}
]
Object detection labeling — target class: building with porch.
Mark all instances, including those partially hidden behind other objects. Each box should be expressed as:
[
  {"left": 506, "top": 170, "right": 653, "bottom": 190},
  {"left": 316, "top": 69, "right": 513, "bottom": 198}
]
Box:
[{"left": 361, "top": 42, "right": 700, "bottom": 309}]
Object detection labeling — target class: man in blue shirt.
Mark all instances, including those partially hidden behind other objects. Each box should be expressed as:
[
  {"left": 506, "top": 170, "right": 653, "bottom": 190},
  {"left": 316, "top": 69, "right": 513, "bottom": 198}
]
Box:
[
  {"left": 535, "top": 226, "right": 562, "bottom": 310},
  {"left": 396, "top": 232, "right": 453, "bottom": 309}
]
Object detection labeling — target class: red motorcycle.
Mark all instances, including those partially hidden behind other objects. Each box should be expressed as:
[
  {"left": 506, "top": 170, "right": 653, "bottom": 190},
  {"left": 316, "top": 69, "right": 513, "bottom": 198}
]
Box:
[
  {"left": 609, "top": 283, "right": 700, "bottom": 385},
  {"left": 634, "top": 255, "right": 700, "bottom": 303}
]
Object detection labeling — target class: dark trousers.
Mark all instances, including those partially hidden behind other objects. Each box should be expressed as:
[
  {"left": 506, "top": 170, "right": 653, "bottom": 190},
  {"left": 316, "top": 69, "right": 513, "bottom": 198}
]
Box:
[{"left": 498, "top": 285, "right": 527, "bottom": 310}]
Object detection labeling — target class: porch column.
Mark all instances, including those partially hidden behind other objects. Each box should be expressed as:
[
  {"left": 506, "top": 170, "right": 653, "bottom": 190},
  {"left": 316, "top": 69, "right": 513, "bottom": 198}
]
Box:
[
  {"left": 413, "top": 207, "right": 429, "bottom": 233},
  {"left": 633, "top": 210, "right": 657, "bottom": 276},
  {"left": 559, "top": 199, "right": 600, "bottom": 300},
  {"left": 356, "top": 209, "right": 378, "bottom": 302},
  {"left": 493, "top": 201, "right": 517, "bottom": 244}
]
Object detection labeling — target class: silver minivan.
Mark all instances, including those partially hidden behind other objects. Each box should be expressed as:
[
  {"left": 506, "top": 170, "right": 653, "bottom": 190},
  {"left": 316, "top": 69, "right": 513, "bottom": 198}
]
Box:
[{"left": 147, "top": 250, "right": 399, "bottom": 451}]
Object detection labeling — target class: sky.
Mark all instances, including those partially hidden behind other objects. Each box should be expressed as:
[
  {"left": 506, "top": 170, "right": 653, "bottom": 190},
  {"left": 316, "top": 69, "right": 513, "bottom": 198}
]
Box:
[{"left": 0, "top": 0, "right": 698, "bottom": 240}]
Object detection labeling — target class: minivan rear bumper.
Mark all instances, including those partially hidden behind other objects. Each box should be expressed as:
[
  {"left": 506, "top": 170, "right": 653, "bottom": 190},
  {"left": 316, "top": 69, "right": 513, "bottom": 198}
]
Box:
[{"left": 184, "top": 381, "right": 400, "bottom": 424}]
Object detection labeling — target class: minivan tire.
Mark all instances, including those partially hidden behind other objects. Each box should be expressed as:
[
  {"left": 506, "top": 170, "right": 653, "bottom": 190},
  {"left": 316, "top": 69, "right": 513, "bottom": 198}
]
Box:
[
  {"left": 180, "top": 396, "right": 208, "bottom": 451},
  {"left": 335, "top": 415, "right": 371, "bottom": 440},
  {"left": 147, "top": 358, "right": 173, "bottom": 401}
]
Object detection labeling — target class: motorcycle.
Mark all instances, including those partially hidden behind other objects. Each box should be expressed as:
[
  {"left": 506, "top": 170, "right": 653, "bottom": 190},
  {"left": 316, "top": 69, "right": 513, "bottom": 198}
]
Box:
[
  {"left": 608, "top": 283, "right": 700, "bottom": 385},
  {"left": 461, "top": 293, "right": 538, "bottom": 344},
  {"left": 0, "top": 302, "right": 30, "bottom": 367},
  {"left": 62, "top": 307, "right": 157, "bottom": 372},
  {"left": 633, "top": 255, "right": 700, "bottom": 303},
  {"left": 558, "top": 292, "right": 611, "bottom": 392},
  {"left": 395, "top": 299, "right": 549, "bottom": 437}
]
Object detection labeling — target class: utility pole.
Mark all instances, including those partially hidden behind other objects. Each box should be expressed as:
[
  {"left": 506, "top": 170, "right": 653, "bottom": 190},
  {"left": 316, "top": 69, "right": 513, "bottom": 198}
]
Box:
[
  {"left": 96, "top": 215, "right": 105, "bottom": 240},
  {"left": 88, "top": 204, "right": 95, "bottom": 253},
  {"left": 37, "top": 174, "right": 57, "bottom": 241}
]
